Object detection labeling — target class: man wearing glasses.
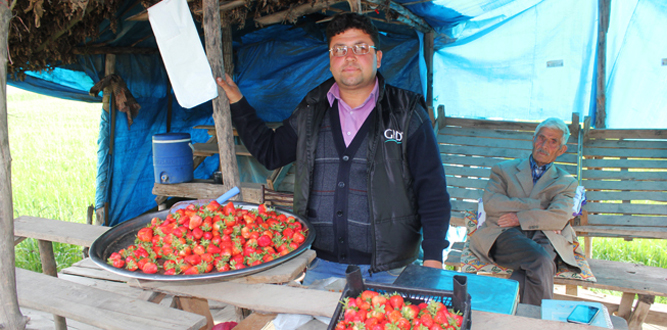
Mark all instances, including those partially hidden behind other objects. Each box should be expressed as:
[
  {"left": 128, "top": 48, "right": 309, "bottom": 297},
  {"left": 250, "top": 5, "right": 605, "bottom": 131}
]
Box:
[{"left": 216, "top": 13, "right": 450, "bottom": 284}]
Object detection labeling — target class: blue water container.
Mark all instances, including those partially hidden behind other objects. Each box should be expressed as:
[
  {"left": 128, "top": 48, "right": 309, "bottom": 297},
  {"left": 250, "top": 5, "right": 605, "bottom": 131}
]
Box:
[{"left": 152, "top": 133, "right": 194, "bottom": 184}]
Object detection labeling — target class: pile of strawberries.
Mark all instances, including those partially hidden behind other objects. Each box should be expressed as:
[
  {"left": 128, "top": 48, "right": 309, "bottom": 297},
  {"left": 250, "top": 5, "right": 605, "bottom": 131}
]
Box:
[
  {"left": 334, "top": 290, "right": 464, "bottom": 330},
  {"left": 107, "top": 201, "right": 307, "bottom": 275}
]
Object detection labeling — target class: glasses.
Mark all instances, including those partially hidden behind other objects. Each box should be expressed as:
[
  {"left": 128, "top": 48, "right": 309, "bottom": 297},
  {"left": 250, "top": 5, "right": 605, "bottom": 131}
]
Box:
[{"left": 329, "top": 43, "right": 377, "bottom": 57}]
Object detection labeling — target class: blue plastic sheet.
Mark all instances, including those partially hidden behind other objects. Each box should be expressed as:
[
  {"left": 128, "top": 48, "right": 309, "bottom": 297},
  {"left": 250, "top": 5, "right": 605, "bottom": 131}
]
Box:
[{"left": 7, "top": 0, "right": 666, "bottom": 226}]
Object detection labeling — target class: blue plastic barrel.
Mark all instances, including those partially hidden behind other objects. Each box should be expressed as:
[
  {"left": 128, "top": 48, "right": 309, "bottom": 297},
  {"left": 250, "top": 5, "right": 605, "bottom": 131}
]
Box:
[{"left": 152, "top": 133, "right": 194, "bottom": 184}]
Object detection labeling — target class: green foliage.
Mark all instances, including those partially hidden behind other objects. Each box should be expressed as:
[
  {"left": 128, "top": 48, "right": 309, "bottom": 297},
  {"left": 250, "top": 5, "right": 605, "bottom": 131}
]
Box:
[
  {"left": 8, "top": 86, "right": 100, "bottom": 272},
  {"left": 590, "top": 237, "right": 667, "bottom": 304}
]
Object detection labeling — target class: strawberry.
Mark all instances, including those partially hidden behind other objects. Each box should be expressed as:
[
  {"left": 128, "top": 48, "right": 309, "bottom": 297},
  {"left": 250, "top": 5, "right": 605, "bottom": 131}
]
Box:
[
  {"left": 206, "top": 200, "right": 221, "bottom": 212},
  {"left": 137, "top": 227, "right": 153, "bottom": 242},
  {"left": 389, "top": 293, "right": 404, "bottom": 310},
  {"left": 142, "top": 261, "right": 158, "bottom": 274},
  {"left": 257, "top": 235, "right": 272, "bottom": 247},
  {"left": 401, "top": 304, "right": 419, "bottom": 320},
  {"left": 189, "top": 215, "right": 203, "bottom": 230}
]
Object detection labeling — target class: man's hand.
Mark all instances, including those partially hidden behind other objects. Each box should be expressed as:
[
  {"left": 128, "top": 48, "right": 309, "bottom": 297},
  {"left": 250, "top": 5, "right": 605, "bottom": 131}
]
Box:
[
  {"left": 216, "top": 73, "right": 243, "bottom": 104},
  {"left": 498, "top": 213, "right": 520, "bottom": 227},
  {"left": 423, "top": 259, "right": 443, "bottom": 269}
]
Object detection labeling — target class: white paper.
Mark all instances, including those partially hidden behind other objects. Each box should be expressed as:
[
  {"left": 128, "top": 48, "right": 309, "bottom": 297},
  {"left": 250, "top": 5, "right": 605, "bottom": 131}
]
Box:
[
  {"left": 477, "top": 198, "right": 486, "bottom": 228},
  {"left": 148, "top": 0, "right": 218, "bottom": 109}
]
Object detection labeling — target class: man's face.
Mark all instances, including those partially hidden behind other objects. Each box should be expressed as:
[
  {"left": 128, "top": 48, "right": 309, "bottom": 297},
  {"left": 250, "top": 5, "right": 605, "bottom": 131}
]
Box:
[
  {"left": 532, "top": 127, "right": 567, "bottom": 167},
  {"left": 329, "top": 28, "right": 382, "bottom": 92}
]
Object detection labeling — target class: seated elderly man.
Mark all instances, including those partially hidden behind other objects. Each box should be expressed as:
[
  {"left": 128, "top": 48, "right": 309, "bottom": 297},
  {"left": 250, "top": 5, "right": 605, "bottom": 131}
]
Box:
[{"left": 470, "top": 117, "right": 580, "bottom": 306}]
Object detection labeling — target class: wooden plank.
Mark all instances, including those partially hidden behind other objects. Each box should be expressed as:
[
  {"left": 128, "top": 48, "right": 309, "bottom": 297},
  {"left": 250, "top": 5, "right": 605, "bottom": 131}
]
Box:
[
  {"left": 57, "top": 273, "right": 149, "bottom": 299},
  {"left": 443, "top": 165, "right": 491, "bottom": 178},
  {"left": 447, "top": 177, "right": 489, "bottom": 189},
  {"left": 582, "top": 170, "right": 667, "bottom": 181},
  {"left": 583, "top": 202, "right": 667, "bottom": 215},
  {"left": 439, "top": 126, "right": 536, "bottom": 140},
  {"left": 16, "top": 268, "right": 207, "bottom": 330},
  {"left": 449, "top": 199, "right": 478, "bottom": 213},
  {"left": 582, "top": 158, "right": 667, "bottom": 169},
  {"left": 234, "top": 312, "right": 277, "bottom": 330},
  {"left": 471, "top": 309, "right": 614, "bottom": 330},
  {"left": 439, "top": 144, "right": 532, "bottom": 160},
  {"left": 585, "top": 214, "right": 667, "bottom": 227},
  {"left": 441, "top": 154, "right": 577, "bottom": 174},
  {"left": 152, "top": 181, "right": 263, "bottom": 203},
  {"left": 61, "top": 264, "right": 139, "bottom": 282},
  {"left": 439, "top": 135, "right": 533, "bottom": 149},
  {"left": 584, "top": 138, "right": 667, "bottom": 149},
  {"left": 442, "top": 154, "right": 510, "bottom": 168},
  {"left": 585, "top": 190, "right": 667, "bottom": 202},
  {"left": 14, "top": 217, "right": 109, "bottom": 247},
  {"left": 587, "top": 129, "right": 667, "bottom": 139},
  {"left": 584, "top": 147, "right": 667, "bottom": 158},
  {"left": 192, "top": 143, "right": 251, "bottom": 157},
  {"left": 554, "top": 259, "right": 667, "bottom": 297},
  {"left": 581, "top": 179, "right": 667, "bottom": 191},
  {"left": 447, "top": 187, "right": 484, "bottom": 200},
  {"left": 443, "top": 117, "right": 541, "bottom": 131},
  {"left": 133, "top": 280, "right": 342, "bottom": 318},
  {"left": 572, "top": 226, "right": 667, "bottom": 239}
]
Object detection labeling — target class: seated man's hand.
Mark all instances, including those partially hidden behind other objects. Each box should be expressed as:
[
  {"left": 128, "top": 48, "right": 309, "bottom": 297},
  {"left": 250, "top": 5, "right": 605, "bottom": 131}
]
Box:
[{"left": 498, "top": 213, "right": 520, "bottom": 227}]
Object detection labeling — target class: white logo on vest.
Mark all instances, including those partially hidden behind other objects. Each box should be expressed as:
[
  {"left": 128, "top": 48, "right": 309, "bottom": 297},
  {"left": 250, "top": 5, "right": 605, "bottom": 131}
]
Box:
[{"left": 384, "top": 128, "right": 403, "bottom": 144}]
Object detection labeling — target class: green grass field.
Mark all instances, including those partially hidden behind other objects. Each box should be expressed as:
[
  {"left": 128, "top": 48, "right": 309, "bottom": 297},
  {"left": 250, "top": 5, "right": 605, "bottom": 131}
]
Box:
[
  {"left": 8, "top": 85, "right": 99, "bottom": 272},
  {"left": 7, "top": 86, "right": 667, "bottom": 303}
]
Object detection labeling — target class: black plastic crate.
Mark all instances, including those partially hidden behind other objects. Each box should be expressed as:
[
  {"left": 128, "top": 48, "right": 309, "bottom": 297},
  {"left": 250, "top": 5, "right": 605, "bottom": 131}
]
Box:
[{"left": 327, "top": 266, "right": 472, "bottom": 330}]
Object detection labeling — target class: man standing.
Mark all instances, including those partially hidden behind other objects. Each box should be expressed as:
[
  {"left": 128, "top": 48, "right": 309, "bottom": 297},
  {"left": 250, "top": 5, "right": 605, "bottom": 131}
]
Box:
[
  {"left": 216, "top": 13, "right": 450, "bottom": 284},
  {"left": 470, "top": 118, "right": 580, "bottom": 306}
]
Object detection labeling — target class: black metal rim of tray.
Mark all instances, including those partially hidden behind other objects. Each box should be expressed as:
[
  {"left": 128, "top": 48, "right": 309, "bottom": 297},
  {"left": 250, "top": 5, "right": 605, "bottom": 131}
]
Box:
[{"left": 89, "top": 201, "right": 315, "bottom": 281}]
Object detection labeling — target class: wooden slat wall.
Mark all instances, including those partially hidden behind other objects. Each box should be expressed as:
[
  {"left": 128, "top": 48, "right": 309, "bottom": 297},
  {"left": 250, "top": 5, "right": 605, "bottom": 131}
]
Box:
[
  {"left": 438, "top": 114, "right": 580, "bottom": 228},
  {"left": 580, "top": 127, "right": 667, "bottom": 236}
]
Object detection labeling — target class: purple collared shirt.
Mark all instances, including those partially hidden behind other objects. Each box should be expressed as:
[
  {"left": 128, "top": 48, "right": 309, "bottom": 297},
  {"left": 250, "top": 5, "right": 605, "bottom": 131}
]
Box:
[{"left": 327, "top": 79, "right": 379, "bottom": 147}]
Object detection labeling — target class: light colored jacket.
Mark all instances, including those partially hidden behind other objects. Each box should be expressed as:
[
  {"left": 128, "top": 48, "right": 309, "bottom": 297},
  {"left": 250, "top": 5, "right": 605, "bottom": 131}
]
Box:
[{"left": 470, "top": 158, "right": 580, "bottom": 270}]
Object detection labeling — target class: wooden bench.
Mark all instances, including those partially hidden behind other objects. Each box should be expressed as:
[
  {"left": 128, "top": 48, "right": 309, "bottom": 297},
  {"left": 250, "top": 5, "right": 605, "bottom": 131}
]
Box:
[
  {"left": 13, "top": 216, "right": 207, "bottom": 330},
  {"left": 433, "top": 108, "right": 667, "bottom": 329},
  {"left": 573, "top": 118, "right": 667, "bottom": 255}
]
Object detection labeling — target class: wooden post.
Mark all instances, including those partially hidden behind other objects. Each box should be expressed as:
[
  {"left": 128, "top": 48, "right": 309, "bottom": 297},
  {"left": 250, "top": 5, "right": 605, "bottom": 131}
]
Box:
[
  {"left": 204, "top": 0, "right": 242, "bottom": 200},
  {"left": 101, "top": 54, "right": 116, "bottom": 226},
  {"left": 0, "top": 1, "right": 29, "bottom": 329},
  {"left": 423, "top": 31, "right": 435, "bottom": 124},
  {"left": 38, "top": 240, "right": 67, "bottom": 330},
  {"left": 595, "top": 0, "right": 610, "bottom": 128},
  {"left": 222, "top": 22, "right": 234, "bottom": 76}
]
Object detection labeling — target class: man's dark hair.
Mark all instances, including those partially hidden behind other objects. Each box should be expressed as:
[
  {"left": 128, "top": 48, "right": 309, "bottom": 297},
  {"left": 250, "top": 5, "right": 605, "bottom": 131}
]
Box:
[{"left": 326, "top": 13, "right": 380, "bottom": 49}]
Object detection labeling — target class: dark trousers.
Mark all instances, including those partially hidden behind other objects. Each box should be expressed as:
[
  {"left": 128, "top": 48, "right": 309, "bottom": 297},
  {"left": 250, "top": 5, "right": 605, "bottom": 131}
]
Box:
[{"left": 490, "top": 228, "right": 557, "bottom": 306}]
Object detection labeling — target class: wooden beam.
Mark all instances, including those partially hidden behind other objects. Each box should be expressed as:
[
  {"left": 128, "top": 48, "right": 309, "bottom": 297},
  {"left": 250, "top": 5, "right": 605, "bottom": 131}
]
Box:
[
  {"left": 595, "top": 0, "right": 610, "bottom": 128},
  {"left": 0, "top": 2, "right": 29, "bottom": 328},
  {"left": 73, "top": 46, "right": 158, "bottom": 55},
  {"left": 204, "top": 0, "right": 242, "bottom": 199},
  {"left": 348, "top": 0, "right": 362, "bottom": 13},
  {"left": 222, "top": 22, "right": 234, "bottom": 76},
  {"left": 364, "top": 0, "right": 432, "bottom": 33},
  {"left": 127, "top": 0, "right": 246, "bottom": 22},
  {"left": 36, "top": 0, "right": 90, "bottom": 53},
  {"left": 424, "top": 30, "right": 434, "bottom": 121},
  {"left": 255, "top": 0, "right": 346, "bottom": 26},
  {"left": 38, "top": 239, "right": 67, "bottom": 330}
]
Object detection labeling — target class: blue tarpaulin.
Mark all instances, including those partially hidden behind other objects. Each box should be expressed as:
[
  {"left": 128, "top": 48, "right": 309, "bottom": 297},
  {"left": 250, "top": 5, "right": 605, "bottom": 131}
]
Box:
[{"left": 8, "top": 0, "right": 666, "bottom": 226}]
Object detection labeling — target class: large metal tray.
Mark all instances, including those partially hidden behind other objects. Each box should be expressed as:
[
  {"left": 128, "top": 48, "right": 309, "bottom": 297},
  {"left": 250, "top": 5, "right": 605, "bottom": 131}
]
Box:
[{"left": 90, "top": 201, "right": 315, "bottom": 281}]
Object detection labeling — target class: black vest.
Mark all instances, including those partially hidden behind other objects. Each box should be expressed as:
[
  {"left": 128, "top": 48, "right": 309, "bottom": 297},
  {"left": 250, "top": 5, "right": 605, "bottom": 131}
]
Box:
[{"left": 291, "top": 74, "right": 427, "bottom": 272}]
